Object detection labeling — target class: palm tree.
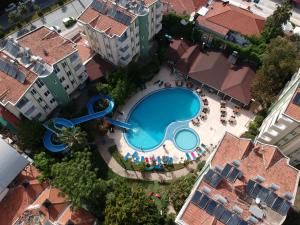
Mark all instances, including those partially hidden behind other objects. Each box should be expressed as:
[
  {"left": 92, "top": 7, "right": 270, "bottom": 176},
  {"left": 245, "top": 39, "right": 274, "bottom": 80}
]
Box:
[
  {"left": 8, "top": 11, "right": 21, "bottom": 24},
  {"left": 58, "top": 127, "right": 88, "bottom": 150},
  {"left": 18, "top": 4, "right": 28, "bottom": 15}
]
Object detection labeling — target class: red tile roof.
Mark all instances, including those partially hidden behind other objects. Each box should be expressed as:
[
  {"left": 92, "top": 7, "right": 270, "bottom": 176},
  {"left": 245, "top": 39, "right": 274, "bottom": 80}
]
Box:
[
  {"left": 74, "top": 36, "right": 94, "bottom": 64},
  {"left": 161, "top": 0, "right": 208, "bottom": 15},
  {"left": 170, "top": 39, "right": 255, "bottom": 105},
  {"left": 18, "top": 26, "right": 75, "bottom": 65},
  {"left": 179, "top": 132, "right": 300, "bottom": 225},
  {"left": 78, "top": 0, "right": 136, "bottom": 37},
  {"left": 284, "top": 86, "right": 300, "bottom": 122},
  {"left": 85, "top": 54, "right": 115, "bottom": 81},
  {"left": 0, "top": 165, "right": 96, "bottom": 225},
  {"left": 196, "top": 2, "right": 265, "bottom": 37},
  {"left": 0, "top": 165, "right": 47, "bottom": 225},
  {"left": 0, "top": 51, "right": 37, "bottom": 105}
]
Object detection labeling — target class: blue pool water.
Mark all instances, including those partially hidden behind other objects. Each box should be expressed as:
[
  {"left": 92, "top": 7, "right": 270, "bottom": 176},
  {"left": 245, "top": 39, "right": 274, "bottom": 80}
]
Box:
[
  {"left": 174, "top": 129, "right": 199, "bottom": 151},
  {"left": 124, "top": 88, "right": 201, "bottom": 151}
]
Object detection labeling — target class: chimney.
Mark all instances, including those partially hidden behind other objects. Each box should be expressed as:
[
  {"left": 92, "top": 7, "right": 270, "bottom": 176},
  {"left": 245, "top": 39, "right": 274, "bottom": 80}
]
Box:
[{"left": 42, "top": 199, "right": 52, "bottom": 209}]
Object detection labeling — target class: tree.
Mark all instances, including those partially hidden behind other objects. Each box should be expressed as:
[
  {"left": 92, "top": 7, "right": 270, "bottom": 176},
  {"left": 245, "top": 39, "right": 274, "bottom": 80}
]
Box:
[
  {"left": 17, "top": 119, "right": 44, "bottom": 150},
  {"left": 51, "top": 150, "right": 107, "bottom": 214},
  {"left": 8, "top": 11, "right": 21, "bottom": 24},
  {"left": 104, "top": 179, "right": 162, "bottom": 225},
  {"left": 168, "top": 174, "right": 197, "bottom": 212},
  {"left": 18, "top": 4, "right": 28, "bottom": 15},
  {"left": 58, "top": 127, "right": 87, "bottom": 151},
  {"left": 251, "top": 37, "right": 300, "bottom": 107},
  {"left": 34, "top": 151, "right": 56, "bottom": 181},
  {"left": 262, "top": 0, "right": 292, "bottom": 42},
  {"left": 0, "top": 25, "right": 4, "bottom": 39}
]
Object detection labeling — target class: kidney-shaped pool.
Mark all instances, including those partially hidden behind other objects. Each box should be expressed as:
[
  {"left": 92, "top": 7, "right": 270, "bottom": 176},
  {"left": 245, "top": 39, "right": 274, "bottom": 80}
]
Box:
[{"left": 124, "top": 88, "right": 201, "bottom": 151}]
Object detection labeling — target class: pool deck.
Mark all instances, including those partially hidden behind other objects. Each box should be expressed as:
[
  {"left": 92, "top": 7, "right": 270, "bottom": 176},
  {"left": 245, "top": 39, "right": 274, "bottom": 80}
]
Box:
[{"left": 108, "top": 66, "right": 255, "bottom": 163}]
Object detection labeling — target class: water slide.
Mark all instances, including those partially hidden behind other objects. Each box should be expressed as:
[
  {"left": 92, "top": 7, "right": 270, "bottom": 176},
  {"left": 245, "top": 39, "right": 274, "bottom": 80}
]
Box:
[{"left": 43, "top": 94, "right": 132, "bottom": 152}]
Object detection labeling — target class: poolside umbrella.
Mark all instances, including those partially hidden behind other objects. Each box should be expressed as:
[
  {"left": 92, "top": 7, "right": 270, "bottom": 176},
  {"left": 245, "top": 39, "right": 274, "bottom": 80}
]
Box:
[{"left": 196, "top": 88, "right": 202, "bottom": 93}]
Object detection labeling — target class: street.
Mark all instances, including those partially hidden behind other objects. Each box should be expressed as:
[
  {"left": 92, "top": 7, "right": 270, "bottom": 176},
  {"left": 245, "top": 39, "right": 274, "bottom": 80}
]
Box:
[{"left": 9, "top": 0, "right": 93, "bottom": 39}]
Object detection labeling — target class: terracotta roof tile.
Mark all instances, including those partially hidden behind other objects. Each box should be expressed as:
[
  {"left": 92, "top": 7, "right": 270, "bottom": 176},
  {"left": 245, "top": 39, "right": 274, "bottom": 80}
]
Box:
[
  {"left": 78, "top": 0, "right": 136, "bottom": 37},
  {"left": 196, "top": 2, "right": 265, "bottom": 36},
  {"left": 18, "top": 26, "right": 74, "bottom": 65},
  {"left": 170, "top": 39, "right": 255, "bottom": 104},
  {"left": 284, "top": 86, "right": 300, "bottom": 121},
  {"left": 58, "top": 207, "right": 96, "bottom": 225},
  {"left": 0, "top": 51, "right": 37, "bottom": 105},
  {"left": 85, "top": 54, "right": 115, "bottom": 81},
  {"left": 179, "top": 132, "right": 300, "bottom": 225},
  {"left": 161, "top": 0, "right": 208, "bottom": 15}
]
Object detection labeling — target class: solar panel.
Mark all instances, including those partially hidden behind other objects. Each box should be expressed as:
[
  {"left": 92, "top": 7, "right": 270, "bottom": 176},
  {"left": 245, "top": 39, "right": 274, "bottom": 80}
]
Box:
[
  {"left": 210, "top": 171, "right": 223, "bottom": 188},
  {"left": 265, "top": 191, "right": 278, "bottom": 207},
  {"left": 191, "top": 191, "right": 202, "bottom": 204},
  {"left": 277, "top": 200, "right": 291, "bottom": 216},
  {"left": 250, "top": 183, "right": 262, "bottom": 199},
  {"left": 91, "top": 0, "right": 106, "bottom": 14},
  {"left": 205, "top": 200, "right": 218, "bottom": 215},
  {"left": 246, "top": 180, "right": 256, "bottom": 196},
  {"left": 293, "top": 93, "right": 300, "bottom": 106},
  {"left": 227, "top": 214, "right": 241, "bottom": 225},
  {"left": 7, "top": 64, "right": 18, "bottom": 78},
  {"left": 198, "top": 194, "right": 210, "bottom": 209},
  {"left": 257, "top": 187, "right": 270, "bottom": 202},
  {"left": 219, "top": 209, "right": 232, "bottom": 224},
  {"left": 272, "top": 197, "right": 284, "bottom": 211},
  {"left": 214, "top": 205, "right": 225, "bottom": 220},
  {"left": 238, "top": 220, "right": 248, "bottom": 225},
  {"left": 227, "top": 167, "right": 240, "bottom": 183},
  {"left": 221, "top": 164, "right": 232, "bottom": 178},
  {"left": 16, "top": 71, "right": 26, "bottom": 83}
]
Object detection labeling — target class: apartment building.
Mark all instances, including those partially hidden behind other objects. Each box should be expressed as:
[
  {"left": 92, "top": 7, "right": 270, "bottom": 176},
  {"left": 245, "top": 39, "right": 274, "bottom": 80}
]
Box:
[
  {"left": 78, "top": 0, "right": 163, "bottom": 66},
  {"left": 257, "top": 69, "right": 300, "bottom": 166},
  {"left": 176, "top": 132, "right": 300, "bottom": 225},
  {"left": 0, "top": 26, "right": 88, "bottom": 122}
]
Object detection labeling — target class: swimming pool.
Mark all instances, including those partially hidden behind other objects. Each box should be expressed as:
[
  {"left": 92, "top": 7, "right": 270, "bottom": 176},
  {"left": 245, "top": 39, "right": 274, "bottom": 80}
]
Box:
[
  {"left": 124, "top": 88, "right": 201, "bottom": 151},
  {"left": 174, "top": 128, "right": 199, "bottom": 151}
]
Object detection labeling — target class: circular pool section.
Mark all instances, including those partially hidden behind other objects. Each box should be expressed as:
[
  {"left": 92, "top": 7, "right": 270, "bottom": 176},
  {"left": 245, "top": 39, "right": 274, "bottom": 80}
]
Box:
[
  {"left": 174, "top": 128, "right": 199, "bottom": 151},
  {"left": 124, "top": 88, "right": 201, "bottom": 151}
]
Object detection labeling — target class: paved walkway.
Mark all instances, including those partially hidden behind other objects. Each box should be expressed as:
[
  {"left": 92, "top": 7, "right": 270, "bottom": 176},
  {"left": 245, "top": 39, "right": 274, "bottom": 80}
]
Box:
[{"left": 96, "top": 138, "right": 199, "bottom": 181}]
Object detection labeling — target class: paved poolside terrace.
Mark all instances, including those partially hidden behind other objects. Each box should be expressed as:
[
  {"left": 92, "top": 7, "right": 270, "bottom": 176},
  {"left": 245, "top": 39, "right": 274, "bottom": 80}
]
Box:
[{"left": 108, "top": 66, "right": 255, "bottom": 163}]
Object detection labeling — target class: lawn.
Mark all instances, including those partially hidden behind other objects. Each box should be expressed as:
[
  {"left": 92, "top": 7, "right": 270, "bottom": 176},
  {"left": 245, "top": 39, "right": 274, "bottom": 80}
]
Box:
[{"left": 108, "top": 145, "right": 188, "bottom": 172}]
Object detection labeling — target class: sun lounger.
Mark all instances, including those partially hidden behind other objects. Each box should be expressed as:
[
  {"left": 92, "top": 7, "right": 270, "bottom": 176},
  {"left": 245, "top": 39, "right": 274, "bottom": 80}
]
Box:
[
  {"left": 134, "top": 157, "right": 140, "bottom": 164},
  {"left": 186, "top": 152, "right": 191, "bottom": 160},
  {"left": 157, "top": 156, "right": 162, "bottom": 164},
  {"left": 191, "top": 152, "right": 196, "bottom": 160},
  {"left": 168, "top": 157, "right": 173, "bottom": 165},
  {"left": 159, "top": 81, "right": 164, "bottom": 87},
  {"left": 124, "top": 152, "right": 130, "bottom": 161},
  {"left": 141, "top": 156, "right": 145, "bottom": 162},
  {"left": 132, "top": 151, "right": 138, "bottom": 159},
  {"left": 145, "top": 157, "right": 149, "bottom": 164},
  {"left": 194, "top": 151, "right": 199, "bottom": 158},
  {"left": 154, "top": 80, "right": 160, "bottom": 84}
]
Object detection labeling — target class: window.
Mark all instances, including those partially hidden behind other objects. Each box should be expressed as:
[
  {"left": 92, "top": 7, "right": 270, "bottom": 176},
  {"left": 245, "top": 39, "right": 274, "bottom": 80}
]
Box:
[
  {"left": 108, "top": 53, "right": 112, "bottom": 58},
  {"left": 118, "top": 32, "right": 128, "bottom": 42},
  {"left": 25, "top": 105, "right": 36, "bottom": 116},
  {"left": 54, "top": 65, "right": 60, "bottom": 73},
  {"left": 44, "top": 90, "right": 50, "bottom": 97},
  {"left": 69, "top": 53, "right": 78, "bottom": 62},
  {"left": 50, "top": 98, "right": 56, "bottom": 104},
  {"left": 64, "top": 85, "right": 70, "bottom": 90},
  {"left": 71, "top": 80, "right": 75, "bottom": 85},
  {"left": 16, "top": 97, "right": 29, "bottom": 109},
  {"left": 36, "top": 80, "right": 44, "bottom": 88},
  {"left": 33, "top": 112, "right": 42, "bottom": 120},
  {"left": 37, "top": 97, "right": 43, "bottom": 103},
  {"left": 59, "top": 77, "right": 65, "bottom": 83},
  {"left": 120, "top": 45, "right": 129, "bottom": 53},
  {"left": 43, "top": 105, "right": 49, "bottom": 111},
  {"left": 62, "top": 62, "right": 67, "bottom": 68},
  {"left": 74, "top": 64, "right": 82, "bottom": 71},
  {"left": 67, "top": 71, "right": 72, "bottom": 77},
  {"left": 30, "top": 89, "right": 37, "bottom": 95}
]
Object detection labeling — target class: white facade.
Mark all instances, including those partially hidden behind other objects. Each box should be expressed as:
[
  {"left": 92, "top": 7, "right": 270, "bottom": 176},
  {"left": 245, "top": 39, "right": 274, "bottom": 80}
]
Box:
[
  {"left": 0, "top": 30, "right": 88, "bottom": 122},
  {"left": 257, "top": 69, "right": 300, "bottom": 166},
  {"left": 78, "top": 0, "right": 163, "bottom": 66}
]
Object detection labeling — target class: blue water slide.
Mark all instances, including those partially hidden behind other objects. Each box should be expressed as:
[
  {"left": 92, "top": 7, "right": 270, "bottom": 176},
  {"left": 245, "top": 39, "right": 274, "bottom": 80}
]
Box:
[{"left": 43, "top": 94, "right": 132, "bottom": 152}]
